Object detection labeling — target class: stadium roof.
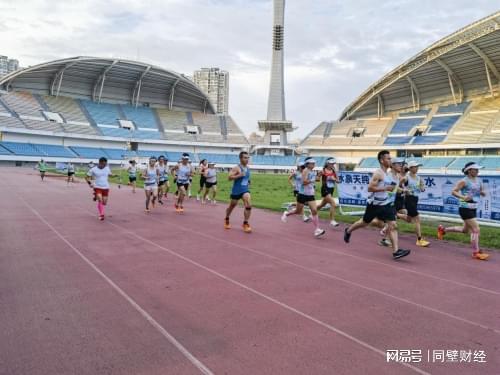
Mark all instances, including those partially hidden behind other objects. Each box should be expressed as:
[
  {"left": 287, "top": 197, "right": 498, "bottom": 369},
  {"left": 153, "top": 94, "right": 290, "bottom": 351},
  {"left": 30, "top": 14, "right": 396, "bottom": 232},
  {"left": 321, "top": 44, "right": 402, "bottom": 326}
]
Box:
[
  {"left": 340, "top": 11, "right": 500, "bottom": 120},
  {"left": 0, "top": 56, "right": 216, "bottom": 114}
]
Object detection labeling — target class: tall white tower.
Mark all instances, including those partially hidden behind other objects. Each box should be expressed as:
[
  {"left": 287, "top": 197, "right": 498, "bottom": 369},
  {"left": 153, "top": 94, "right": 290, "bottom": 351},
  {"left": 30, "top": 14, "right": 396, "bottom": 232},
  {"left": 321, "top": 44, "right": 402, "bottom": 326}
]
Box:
[{"left": 258, "top": 0, "right": 293, "bottom": 149}]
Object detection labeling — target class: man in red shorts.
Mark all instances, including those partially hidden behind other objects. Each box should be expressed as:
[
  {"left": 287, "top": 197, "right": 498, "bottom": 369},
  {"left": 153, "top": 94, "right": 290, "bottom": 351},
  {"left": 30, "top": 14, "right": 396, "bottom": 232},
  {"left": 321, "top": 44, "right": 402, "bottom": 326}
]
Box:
[{"left": 85, "top": 157, "right": 116, "bottom": 220}]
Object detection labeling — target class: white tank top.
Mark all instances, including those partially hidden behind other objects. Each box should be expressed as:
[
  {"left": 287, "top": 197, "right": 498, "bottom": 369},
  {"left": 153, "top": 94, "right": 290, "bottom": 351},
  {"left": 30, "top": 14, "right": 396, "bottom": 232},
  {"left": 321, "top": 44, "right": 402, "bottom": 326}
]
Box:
[{"left": 367, "top": 169, "right": 396, "bottom": 206}]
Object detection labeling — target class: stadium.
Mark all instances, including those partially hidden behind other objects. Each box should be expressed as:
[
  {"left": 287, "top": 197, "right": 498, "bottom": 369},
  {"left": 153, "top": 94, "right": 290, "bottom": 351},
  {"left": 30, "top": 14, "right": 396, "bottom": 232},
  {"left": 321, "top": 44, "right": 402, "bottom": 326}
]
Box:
[{"left": 2, "top": 5, "right": 500, "bottom": 375}]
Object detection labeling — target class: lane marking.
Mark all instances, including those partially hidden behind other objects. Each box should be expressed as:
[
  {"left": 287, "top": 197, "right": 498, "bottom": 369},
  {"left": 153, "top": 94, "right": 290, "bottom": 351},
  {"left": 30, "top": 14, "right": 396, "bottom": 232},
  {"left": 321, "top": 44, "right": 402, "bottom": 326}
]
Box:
[{"left": 18, "top": 195, "right": 214, "bottom": 375}]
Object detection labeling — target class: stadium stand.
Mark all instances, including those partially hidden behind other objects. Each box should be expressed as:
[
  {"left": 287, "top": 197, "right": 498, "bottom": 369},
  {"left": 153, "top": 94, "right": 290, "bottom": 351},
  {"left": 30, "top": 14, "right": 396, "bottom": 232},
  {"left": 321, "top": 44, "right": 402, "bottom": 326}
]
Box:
[
  {"left": 81, "top": 100, "right": 122, "bottom": 126},
  {"left": 23, "top": 118, "right": 64, "bottom": 133},
  {"left": 198, "top": 153, "right": 240, "bottom": 165},
  {"left": 0, "top": 115, "right": 26, "bottom": 129},
  {"left": 121, "top": 104, "right": 159, "bottom": 130},
  {"left": 156, "top": 108, "right": 186, "bottom": 131},
  {"left": 389, "top": 118, "right": 423, "bottom": 135},
  {"left": 43, "top": 96, "right": 89, "bottom": 125},
  {"left": 32, "top": 144, "right": 76, "bottom": 158},
  {"left": 69, "top": 146, "right": 109, "bottom": 159},
  {"left": 384, "top": 136, "right": 413, "bottom": 145},
  {"left": 1, "top": 92, "right": 44, "bottom": 119},
  {"left": 251, "top": 155, "right": 296, "bottom": 166},
  {"left": 411, "top": 135, "right": 447, "bottom": 144},
  {"left": 0, "top": 142, "right": 43, "bottom": 156},
  {"left": 436, "top": 102, "right": 470, "bottom": 114},
  {"left": 427, "top": 115, "right": 461, "bottom": 134}
]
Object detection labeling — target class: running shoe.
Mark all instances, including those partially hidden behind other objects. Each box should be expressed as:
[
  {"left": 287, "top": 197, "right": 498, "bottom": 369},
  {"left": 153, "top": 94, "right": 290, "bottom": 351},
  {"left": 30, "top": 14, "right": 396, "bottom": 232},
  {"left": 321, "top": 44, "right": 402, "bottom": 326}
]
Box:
[
  {"left": 224, "top": 218, "right": 231, "bottom": 230},
  {"left": 378, "top": 238, "right": 392, "bottom": 247},
  {"left": 145, "top": 208, "right": 150, "bottom": 213},
  {"left": 158, "top": 199, "right": 163, "bottom": 205},
  {"left": 196, "top": 195, "right": 200, "bottom": 201},
  {"left": 330, "top": 220, "right": 339, "bottom": 227},
  {"left": 281, "top": 211, "right": 288, "bottom": 223},
  {"left": 212, "top": 200, "right": 217, "bottom": 205},
  {"left": 416, "top": 238, "right": 430, "bottom": 247},
  {"left": 179, "top": 207, "right": 184, "bottom": 213},
  {"left": 343, "top": 227, "right": 351, "bottom": 243},
  {"left": 437, "top": 225, "right": 445, "bottom": 240},
  {"left": 243, "top": 223, "right": 252, "bottom": 233},
  {"left": 302, "top": 215, "right": 311, "bottom": 223},
  {"left": 99, "top": 215, "right": 105, "bottom": 221},
  {"left": 392, "top": 249, "right": 411, "bottom": 260},
  {"left": 472, "top": 252, "right": 489, "bottom": 261},
  {"left": 314, "top": 228, "right": 326, "bottom": 238}
]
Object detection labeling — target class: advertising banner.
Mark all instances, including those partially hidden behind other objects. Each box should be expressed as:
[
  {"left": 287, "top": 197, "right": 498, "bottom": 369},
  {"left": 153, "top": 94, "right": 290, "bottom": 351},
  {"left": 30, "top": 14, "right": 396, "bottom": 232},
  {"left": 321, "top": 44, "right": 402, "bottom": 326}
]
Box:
[{"left": 338, "top": 172, "right": 500, "bottom": 221}]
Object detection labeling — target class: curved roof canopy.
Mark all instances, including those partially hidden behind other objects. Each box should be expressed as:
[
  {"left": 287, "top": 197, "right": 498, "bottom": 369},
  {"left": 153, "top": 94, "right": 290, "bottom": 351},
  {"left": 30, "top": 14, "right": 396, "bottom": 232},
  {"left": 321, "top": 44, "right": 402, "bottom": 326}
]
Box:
[
  {"left": 340, "top": 11, "right": 500, "bottom": 120},
  {"left": 0, "top": 56, "right": 215, "bottom": 114}
]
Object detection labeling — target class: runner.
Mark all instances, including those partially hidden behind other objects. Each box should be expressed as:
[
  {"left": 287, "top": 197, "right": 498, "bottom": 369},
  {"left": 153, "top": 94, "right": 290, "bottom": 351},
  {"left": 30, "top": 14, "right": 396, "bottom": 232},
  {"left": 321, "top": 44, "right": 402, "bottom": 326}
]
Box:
[
  {"left": 37, "top": 159, "right": 47, "bottom": 181},
  {"left": 171, "top": 154, "right": 194, "bottom": 213},
  {"left": 143, "top": 157, "right": 159, "bottom": 212},
  {"left": 188, "top": 160, "right": 193, "bottom": 198},
  {"left": 157, "top": 155, "right": 169, "bottom": 204},
  {"left": 202, "top": 161, "right": 218, "bottom": 204},
  {"left": 343, "top": 150, "right": 411, "bottom": 260},
  {"left": 197, "top": 159, "right": 208, "bottom": 201},
  {"left": 67, "top": 162, "right": 75, "bottom": 186},
  {"left": 287, "top": 163, "right": 310, "bottom": 222},
  {"left": 127, "top": 160, "right": 137, "bottom": 193},
  {"left": 437, "top": 162, "right": 489, "bottom": 260},
  {"left": 316, "top": 157, "right": 340, "bottom": 227},
  {"left": 401, "top": 161, "right": 430, "bottom": 247},
  {"left": 224, "top": 151, "right": 252, "bottom": 233},
  {"left": 281, "top": 157, "right": 326, "bottom": 238},
  {"left": 378, "top": 157, "right": 406, "bottom": 247},
  {"left": 85, "top": 157, "right": 115, "bottom": 221}
]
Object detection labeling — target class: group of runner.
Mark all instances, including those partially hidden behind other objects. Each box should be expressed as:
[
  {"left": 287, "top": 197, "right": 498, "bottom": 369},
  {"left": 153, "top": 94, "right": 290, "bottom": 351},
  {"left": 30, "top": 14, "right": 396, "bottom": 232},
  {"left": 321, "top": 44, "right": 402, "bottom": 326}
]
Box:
[{"left": 44, "top": 148, "right": 490, "bottom": 260}]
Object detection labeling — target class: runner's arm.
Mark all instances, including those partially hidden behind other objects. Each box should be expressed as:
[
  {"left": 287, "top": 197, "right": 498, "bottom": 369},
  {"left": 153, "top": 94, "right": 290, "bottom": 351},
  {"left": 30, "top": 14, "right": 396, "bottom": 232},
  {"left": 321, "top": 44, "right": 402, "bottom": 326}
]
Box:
[
  {"left": 228, "top": 166, "right": 243, "bottom": 181},
  {"left": 452, "top": 180, "right": 470, "bottom": 201},
  {"left": 367, "top": 171, "right": 391, "bottom": 193}
]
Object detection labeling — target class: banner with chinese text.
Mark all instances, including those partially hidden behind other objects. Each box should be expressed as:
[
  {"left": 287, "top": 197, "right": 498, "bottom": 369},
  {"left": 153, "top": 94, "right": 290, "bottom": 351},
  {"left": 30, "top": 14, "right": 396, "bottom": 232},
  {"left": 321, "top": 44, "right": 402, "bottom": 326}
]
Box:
[{"left": 337, "top": 172, "right": 500, "bottom": 221}]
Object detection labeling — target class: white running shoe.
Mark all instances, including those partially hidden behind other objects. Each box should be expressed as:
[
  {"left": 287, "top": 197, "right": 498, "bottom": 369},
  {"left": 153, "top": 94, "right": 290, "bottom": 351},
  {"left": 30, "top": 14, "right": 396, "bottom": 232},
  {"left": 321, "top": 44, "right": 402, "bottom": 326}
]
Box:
[
  {"left": 303, "top": 215, "right": 311, "bottom": 223},
  {"left": 330, "top": 220, "right": 339, "bottom": 227},
  {"left": 212, "top": 200, "right": 217, "bottom": 205},
  {"left": 196, "top": 195, "right": 200, "bottom": 201},
  {"left": 281, "top": 211, "right": 288, "bottom": 223},
  {"left": 314, "top": 228, "right": 326, "bottom": 238}
]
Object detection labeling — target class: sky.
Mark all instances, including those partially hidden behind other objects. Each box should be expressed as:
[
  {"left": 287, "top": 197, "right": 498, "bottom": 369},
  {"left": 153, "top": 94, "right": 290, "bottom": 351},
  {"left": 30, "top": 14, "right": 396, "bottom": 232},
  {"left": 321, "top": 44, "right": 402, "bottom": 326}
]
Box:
[{"left": 0, "top": 0, "right": 498, "bottom": 139}]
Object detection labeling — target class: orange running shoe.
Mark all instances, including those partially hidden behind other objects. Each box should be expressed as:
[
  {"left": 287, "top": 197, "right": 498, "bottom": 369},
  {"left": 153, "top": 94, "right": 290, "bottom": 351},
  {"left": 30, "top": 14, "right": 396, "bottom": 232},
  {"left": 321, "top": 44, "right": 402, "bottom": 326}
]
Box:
[
  {"left": 224, "top": 218, "right": 231, "bottom": 230},
  {"left": 473, "top": 252, "right": 489, "bottom": 261},
  {"left": 437, "top": 225, "right": 445, "bottom": 240},
  {"left": 243, "top": 223, "right": 252, "bottom": 233}
]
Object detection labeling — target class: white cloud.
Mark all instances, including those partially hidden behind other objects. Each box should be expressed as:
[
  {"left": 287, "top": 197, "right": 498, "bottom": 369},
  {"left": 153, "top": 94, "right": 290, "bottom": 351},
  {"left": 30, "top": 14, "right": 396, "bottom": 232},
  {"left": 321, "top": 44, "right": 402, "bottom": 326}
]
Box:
[{"left": 0, "top": 0, "right": 498, "bottom": 138}]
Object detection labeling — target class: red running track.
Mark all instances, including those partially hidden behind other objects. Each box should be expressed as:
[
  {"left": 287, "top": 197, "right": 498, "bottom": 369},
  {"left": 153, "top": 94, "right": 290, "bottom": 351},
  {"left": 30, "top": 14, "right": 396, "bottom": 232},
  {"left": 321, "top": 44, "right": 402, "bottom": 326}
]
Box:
[{"left": 1, "top": 167, "right": 499, "bottom": 375}]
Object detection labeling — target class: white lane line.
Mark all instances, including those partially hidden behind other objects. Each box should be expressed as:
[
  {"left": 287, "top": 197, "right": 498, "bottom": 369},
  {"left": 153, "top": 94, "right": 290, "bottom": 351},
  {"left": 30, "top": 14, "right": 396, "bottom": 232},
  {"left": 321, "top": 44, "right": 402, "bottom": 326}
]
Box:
[
  {"left": 18, "top": 196, "right": 214, "bottom": 375},
  {"left": 76, "top": 207, "right": 431, "bottom": 375}
]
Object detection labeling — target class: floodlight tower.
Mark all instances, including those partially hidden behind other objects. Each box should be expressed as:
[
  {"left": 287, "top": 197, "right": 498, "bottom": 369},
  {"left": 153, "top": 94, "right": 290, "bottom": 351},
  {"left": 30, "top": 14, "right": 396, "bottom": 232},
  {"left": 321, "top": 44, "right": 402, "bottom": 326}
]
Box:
[{"left": 258, "top": 0, "right": 293, "bottom": 149}]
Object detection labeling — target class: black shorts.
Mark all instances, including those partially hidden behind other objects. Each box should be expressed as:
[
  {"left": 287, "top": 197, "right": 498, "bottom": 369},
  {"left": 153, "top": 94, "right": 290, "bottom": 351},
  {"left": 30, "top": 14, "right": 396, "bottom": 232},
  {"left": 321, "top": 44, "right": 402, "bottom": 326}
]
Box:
[
  {"left": 362, "top": 203, "right": 396, "bottom": 223},
  {"left": 68, "top": 172, "right": 75, "bottom": 176},
  {"left": 459, "top": 207, "right": 477, "bottom": 221},
  {"left": 395, "top": 193, "right": 405, "bottom": 212},
  {"left": 206, "top": 181, "right": 217, "bottom": 189},
  {"left": 297, "top": 194, "right": 316, "bottom": 205},
  {"left": 158, "top": 180, "right": 168, "bottom": 186},
  {"left": 129, "top": 176, "right": 137, "bottom": 183},
  {"left": 177, "top": 182, "right": 189, "bottom": 190},
  {"left": 230, "top": 191, "right": 249, "bottom": 200},
  {"left": 405, "top": 195, "right": 419, "bottom": 217},
  {"left": 293, "top": 190, "right": 299, "bottom": 197},
  {"left": 321, "top": 186, "right": 334, "bottom": 198},
  {"left": 199, "top": 176, "right": 206, "bottom": 188}
]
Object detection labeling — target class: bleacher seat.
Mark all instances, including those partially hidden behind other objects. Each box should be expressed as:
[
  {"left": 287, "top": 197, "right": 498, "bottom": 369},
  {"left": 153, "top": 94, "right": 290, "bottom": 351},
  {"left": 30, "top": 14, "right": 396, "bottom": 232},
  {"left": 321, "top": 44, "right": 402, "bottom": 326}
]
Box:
[
  {"left": 0, "top": 144, "right": 12, "bottom": 155},
  {"left": 1, "top": 92, "right": 44, "bottom": 118},
  {"left": 69, "top": 146, "right": 109, "bottom": 159},
  {"left": 121, "top": 105, "right": 158, "bottom": 130},
  {"left": 81, "top": 100, "right": 121, "bottom": 125},
  {"left": 398, "top": 109, "right": 430, "bottom": 117},
  {"left": 198, "top": 153, "right": 240, "bottom": 165},
  {"left": 0, "top": 142, "right": 41, "bottom": 156},
  {"left": 384, "top": 136, "right": 413, "bottom": 145},
  {"left": 411, "top": 135, "right": 446, "bottom": 144},
  {"left": 447, "top": 157, "right": 484, "bottom": 170},
  {"left": 33, "top": 144, "right": 76, "bottom": 158},
  {"left": 428, "top": 115, "right": 461, "bottom": 133},
  {"left": 251, "top": 155, "right": 296, "bottom": 166},
  {"left": 389, "top": 118, "right": 423, "bottom": 134},
  {"left": 421, "top": 157, "right": 455, "bottom": 169},
  {"left": 358, "top": 157, "right": 379, "bottom": 168},
  {"left": 480, "top": 157, "right": 500, "bottom": 170},
  {"left": 43, "top": 96, "right": 89, "bottom": 124},
  {"left": 436, "top": 102, "right": 470, "bottom": 114},
  {"left": 102, "top": 148, "right": 130, "bottom": 159}
]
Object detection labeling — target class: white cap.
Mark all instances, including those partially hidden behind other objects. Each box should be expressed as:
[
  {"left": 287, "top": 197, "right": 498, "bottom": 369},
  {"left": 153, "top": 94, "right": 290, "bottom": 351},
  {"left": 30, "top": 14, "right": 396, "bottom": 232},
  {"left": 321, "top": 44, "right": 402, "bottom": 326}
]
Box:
[
  {"left": 392, "top": 157, "right": 405, "bottom": 164},
  {"left": 326, "top": 157, "right": 336, "bottom": 164},
  {"left": 407, "top": 161, "right": 422, "bottom": 168},
  {"left": 463, "top": 163, "right": 483, "bottom": 172},
  {"left": 304, "top": 158, "right": 316, "bottom": 164},
  {"left": 298, "top": 161, "right": 305, "bottom": 167}
]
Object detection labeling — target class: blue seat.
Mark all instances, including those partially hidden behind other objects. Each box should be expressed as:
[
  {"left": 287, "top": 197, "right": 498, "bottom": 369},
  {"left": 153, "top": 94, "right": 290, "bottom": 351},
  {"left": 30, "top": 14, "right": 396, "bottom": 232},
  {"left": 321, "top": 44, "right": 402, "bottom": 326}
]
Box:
[
  {"left": 421, "top": 157, "right": 455, "bottom": 169},
  {"left": 411, "top": 135, "right": 446, "bottom": 144},
  {"left": 121, "top": 105, "right": 158, "bottom": 130},
  {"left": 0, "top": 144, "right": 12, "bottom": 155},
  {"left": 33, "top": 144, "right": 76, "bottom": 157},
  {"left": 398, "top": 109, "right": 430, "bottom": 117},
  {"left": 81, "top": 100, "right": 121, "bottom": 125},
  {"left": 447, "top": 157, "right": 484, "bottom": 170},
  {"left": 0, "top": 142, "right": 41, "bottom": 156},
  {"left": 390, "top": 118, "right": 423, "bottom": 134},
  {"left": 359, "top": 157, "right": 379, "bottom": 168},
  {"left": 384, "top": 136, "right": 413, "bottom": 145},
  {"left": 436, "top": 102, "right": 470, "bottom": 114},
  {"left": 428, "top": 116, "right": 461, "bottom": 133},
  {"left": 70, "top": 146, "right": 108, "bottom": 159}
]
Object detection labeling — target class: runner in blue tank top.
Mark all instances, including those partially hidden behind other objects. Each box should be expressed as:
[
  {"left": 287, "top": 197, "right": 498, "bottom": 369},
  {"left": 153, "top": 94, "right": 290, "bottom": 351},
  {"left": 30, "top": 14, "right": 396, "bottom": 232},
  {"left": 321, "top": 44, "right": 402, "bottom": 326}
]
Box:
[
  {"left": 438, "top": 162, "right": 489, "bottom": 260},
  {"left": 344, "top": 150, "right": 411, "bottom": 260},
  {"left": 170, "top": 153, "right": 194, "bottom": 213},
  {"left": 224, "top": 151, "right": 252, "bottom": 233}
]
